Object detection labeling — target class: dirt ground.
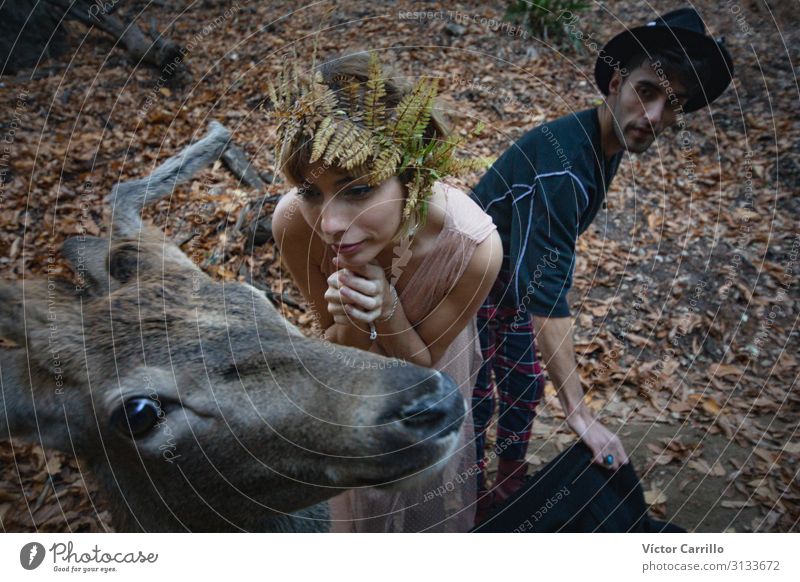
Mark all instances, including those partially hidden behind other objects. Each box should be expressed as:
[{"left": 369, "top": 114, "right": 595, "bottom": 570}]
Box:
[
  {"left": 482, "top": 406, "right": 789, "bottom": 532},
  {"left": 1, "top": 0, "right": 797, "bottom": 532}
]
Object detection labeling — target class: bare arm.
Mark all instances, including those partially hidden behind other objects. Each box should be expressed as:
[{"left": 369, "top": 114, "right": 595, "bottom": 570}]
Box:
[
  {"left": 274, "top": 191, "right": 503, "bottom": 365},
  {"left": 374, "top": 230, "right": 502, "bottom": 366},
  {"left": 533, "top": 315, "right": 629, "bottom": 469},
  {"left": 334, "top": 229, "right": 502, "bottom": 367}
]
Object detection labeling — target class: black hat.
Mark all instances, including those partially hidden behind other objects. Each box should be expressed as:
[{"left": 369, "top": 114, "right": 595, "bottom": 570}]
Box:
[{"left": 595, "top": 8, "right": 734, "bottom": 113}]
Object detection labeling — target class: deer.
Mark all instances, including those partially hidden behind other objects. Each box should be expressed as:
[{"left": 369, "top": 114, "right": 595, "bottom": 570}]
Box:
[{"left": 0, "top": 122, "right": 466, "bottom": 532}]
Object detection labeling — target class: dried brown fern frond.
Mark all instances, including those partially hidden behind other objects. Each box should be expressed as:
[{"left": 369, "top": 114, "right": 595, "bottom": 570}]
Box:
[
  {"left": 268, "top": 52, "right": 485, "bottom": 234},
  {"left": 364, "top": 53, "right": 387, "bottom": 130},
  {"left": 371, "top": 141, "right": 402, "bottom": 184},
  {"left": 310, "top": 116, "right": 335, "bottom": 163}
]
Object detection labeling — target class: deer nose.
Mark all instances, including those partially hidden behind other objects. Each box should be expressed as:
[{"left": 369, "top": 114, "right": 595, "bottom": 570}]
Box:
[
  {"left": 394, "top": 371, "right": 465, "bottom": 437},
  {"left": 399, "top": 397, "right": 447, "bottom": 428}
]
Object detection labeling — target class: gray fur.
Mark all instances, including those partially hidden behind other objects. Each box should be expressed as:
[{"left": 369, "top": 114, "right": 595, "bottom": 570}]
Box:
[{"left": 0, "top": 122, "right": 463, "bottom": 532}]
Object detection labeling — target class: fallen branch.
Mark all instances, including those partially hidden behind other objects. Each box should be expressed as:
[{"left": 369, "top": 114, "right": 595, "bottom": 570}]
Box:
[
  {"left": 221, "top": 144, "right": 268, "bottom": 191},
  {"left": 46, "top": 0, "right": 188, "bottom": 78}
]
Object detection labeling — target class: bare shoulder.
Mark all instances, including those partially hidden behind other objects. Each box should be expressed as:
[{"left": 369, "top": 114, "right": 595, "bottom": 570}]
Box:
[
  {"left": 468, "top": 228, "right": 502, "bottom": 282},
  {"left": 272, "top": 189, "right": 305, "bottom": 238},
  {"left": 272, "top": 189, "right": 325, "bottom": 264},
  {"left": 448, "top": 205, "right": 501, "bottom": 298},
  {"left": 435, "top": 181, "right": 496, "bottom": 236},
  {"left": 425, "top": 183, "right": 448, "bottom": 234}
]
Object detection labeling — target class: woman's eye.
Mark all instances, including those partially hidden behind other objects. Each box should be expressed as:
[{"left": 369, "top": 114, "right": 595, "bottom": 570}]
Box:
[
  {"left": 297, "top": 188, "right": 320, "bottom": 201},
  {"left": 343, "top": 185, "right": 372, "bottom": 198}
]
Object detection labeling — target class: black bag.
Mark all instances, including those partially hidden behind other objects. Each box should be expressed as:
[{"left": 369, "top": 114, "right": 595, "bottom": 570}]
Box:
[{"left": 471, "top": 441, "right": 685, "bottom": 533}]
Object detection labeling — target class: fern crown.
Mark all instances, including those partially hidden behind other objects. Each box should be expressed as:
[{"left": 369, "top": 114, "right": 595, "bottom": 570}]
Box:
[{"left": 267, "top": 53, "right": 489, "bottom": 231}]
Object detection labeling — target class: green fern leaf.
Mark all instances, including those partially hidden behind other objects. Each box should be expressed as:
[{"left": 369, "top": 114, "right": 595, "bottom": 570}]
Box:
[{"left": 391, "top": 78, "right": 437, "bottom": 145}]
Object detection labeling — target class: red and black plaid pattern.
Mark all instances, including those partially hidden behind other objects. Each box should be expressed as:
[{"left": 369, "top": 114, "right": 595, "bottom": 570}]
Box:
[{"left": 472, "top": 273, "right": 545, "bottom": 483}]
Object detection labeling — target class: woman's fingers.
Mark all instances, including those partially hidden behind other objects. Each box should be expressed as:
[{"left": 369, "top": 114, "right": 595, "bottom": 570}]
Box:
[
  {"left": 340, "top": 271, "right": 380, "bottom": 296},
  {"left": 325, "top": 285, "right": 349, "bottom": 319},
  {"left": 344, "top": 303, "right": 381, "bottom": 323},
  {"left": 327, "top": 268, "right": 353, "bottom": 290},
  {"left": 325, "top": 284, "right": 377, "bottom": 311},
  {"left": 323, "top": 286, "right": 346, "bottom": 305},
  {"left": 326, "top": 264, "right": 385, "bottom": 324},
  {"left": 340, "top": 286, "right": 381, "bottom": 311},
  {"left": 332, "top": 313, "right": 350, "bottom": 326}
]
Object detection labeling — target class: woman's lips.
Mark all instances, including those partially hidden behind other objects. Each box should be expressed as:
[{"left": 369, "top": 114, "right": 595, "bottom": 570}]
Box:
[{"left": 333, "top": 241, "right": 364, "bottom": 256}]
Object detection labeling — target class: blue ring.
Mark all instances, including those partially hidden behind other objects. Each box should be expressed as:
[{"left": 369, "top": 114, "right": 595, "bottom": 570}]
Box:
[{"left": 604, "top": 454, "right": 614, "bottom": 465}]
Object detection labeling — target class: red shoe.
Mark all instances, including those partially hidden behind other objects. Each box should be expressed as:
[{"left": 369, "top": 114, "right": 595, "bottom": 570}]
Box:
[{"left": 492, "top": 459, "right": 529, "bottom": 505}]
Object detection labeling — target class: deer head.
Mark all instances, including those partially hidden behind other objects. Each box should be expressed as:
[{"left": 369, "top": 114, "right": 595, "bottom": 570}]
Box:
[{"left": 0, "top": 122, "right": 465, "bottom": 532}]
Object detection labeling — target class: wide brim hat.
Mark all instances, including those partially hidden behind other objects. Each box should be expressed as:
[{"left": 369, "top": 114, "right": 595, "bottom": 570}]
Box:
[{"left": 595, "top": 8, "right": 734, "bottom": 113}]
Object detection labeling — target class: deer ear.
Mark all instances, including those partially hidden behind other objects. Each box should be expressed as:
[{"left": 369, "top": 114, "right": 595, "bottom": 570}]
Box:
[
  {"left": 108, "top": 242, "right": 143, "bottom": 283},
  {"left": 107, "top": 229, "right": 204, "bottom": 286},
  {"left": 62, "top": 236, "right": 113, "bottom": 295}
]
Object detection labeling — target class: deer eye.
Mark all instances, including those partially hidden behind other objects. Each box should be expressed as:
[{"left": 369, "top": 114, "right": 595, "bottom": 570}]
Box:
[{"left": 111, "top": 398, "right": 163, "bottom": 439}]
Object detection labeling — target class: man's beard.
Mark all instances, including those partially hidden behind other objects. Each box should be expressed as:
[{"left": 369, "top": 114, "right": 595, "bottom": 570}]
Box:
[{"left": 616, "top": 123, "right": 655, "bottom": 154}]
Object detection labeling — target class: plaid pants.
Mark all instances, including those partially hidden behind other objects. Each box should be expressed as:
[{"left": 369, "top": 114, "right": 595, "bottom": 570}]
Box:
[{"left": 472, "top": 275, "right": 546, "bottom": 485}]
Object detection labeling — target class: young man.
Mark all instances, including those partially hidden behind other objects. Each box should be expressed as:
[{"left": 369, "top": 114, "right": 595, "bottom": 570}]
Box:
[{"left": 470, "top": 8, "right": 734, "bottom": 519}]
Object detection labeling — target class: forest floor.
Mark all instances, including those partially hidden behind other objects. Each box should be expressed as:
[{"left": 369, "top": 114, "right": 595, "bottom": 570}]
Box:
[{"left": 0, "top": 0, "right": 797, "bottom": 532}]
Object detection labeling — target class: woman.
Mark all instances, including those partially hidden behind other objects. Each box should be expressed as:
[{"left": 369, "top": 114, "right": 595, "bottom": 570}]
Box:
[{"left": 270, "top": 52, "right": 502, "bottom": 532}]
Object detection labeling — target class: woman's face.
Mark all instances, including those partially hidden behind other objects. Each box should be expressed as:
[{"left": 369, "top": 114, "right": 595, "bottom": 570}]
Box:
[{"left": 296, "top": 161, "right": 405, "bottom": 266}]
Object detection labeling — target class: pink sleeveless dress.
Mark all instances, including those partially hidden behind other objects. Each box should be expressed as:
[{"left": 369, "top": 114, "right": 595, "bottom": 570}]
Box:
[{"left": 324, "top": 183, "right": 497, "bottom": 532}]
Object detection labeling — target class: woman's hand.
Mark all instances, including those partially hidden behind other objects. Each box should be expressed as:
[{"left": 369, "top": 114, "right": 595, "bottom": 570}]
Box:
[{"left": 324, "top": 259, "right": 393, "bottom": 326}]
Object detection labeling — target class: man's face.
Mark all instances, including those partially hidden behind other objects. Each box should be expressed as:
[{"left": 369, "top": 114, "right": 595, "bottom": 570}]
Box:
[{"left": 608, "top": 63, "right": 690, "bottom": 154}]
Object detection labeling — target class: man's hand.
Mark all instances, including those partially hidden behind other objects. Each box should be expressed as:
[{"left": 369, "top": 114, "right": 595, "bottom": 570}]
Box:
[
  {"left": 533, "top": 315, "right": 630, "bottom": 471},
  {"left": 567, "top": 411, "right": 629, "bottom": 471}
]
